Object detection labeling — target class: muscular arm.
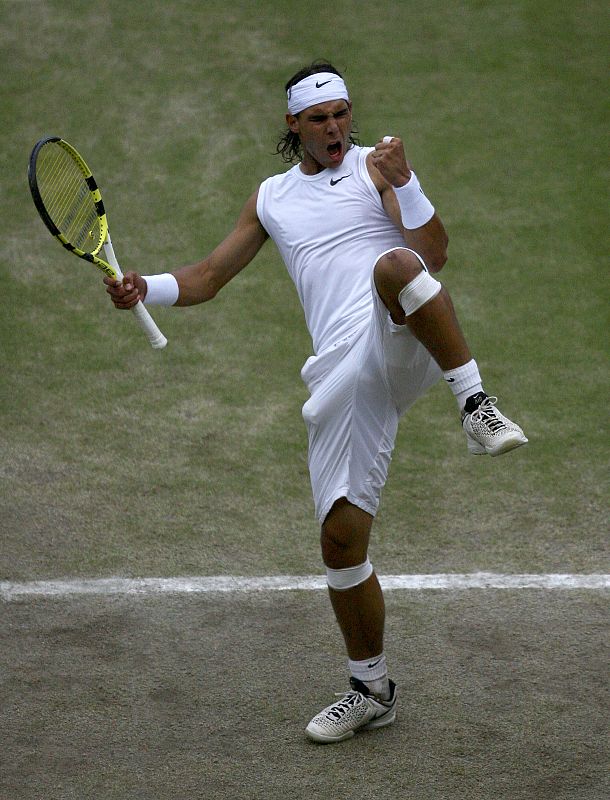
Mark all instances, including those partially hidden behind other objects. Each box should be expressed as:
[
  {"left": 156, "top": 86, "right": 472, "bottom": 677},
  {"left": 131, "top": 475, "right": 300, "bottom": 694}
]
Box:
[
  {"left": 104, "top": 189, "right": 268, "bottom": 307},
  {"left": 367, "top": 142, "right": 448, "bottom": 273}
]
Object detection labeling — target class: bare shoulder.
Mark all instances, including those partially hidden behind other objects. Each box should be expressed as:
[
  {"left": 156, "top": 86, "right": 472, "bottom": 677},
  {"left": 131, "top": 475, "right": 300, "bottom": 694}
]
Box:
[
  {"left": 236, "top": 186, "right": 267, "bottom": 235},
  {"left": 241, "top": 186, "right": 261, "bottom": 217}
]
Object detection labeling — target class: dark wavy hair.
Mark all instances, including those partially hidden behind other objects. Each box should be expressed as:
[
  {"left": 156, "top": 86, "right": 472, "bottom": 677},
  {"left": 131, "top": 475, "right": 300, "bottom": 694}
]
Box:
[{"left": 275, "top": 60, "right": 360, "bottom": 164}]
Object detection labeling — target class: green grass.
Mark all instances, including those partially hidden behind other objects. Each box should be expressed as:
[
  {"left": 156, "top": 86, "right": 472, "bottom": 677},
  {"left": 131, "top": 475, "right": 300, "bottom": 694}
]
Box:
[{"left": 1, "top": 0, "right": 608, "bottom": 581}]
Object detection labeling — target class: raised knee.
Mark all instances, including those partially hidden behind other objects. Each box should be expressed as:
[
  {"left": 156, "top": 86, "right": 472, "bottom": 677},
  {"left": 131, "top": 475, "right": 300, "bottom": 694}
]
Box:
[
  {"left": 374, "top": 249, "right": 432, "bottom": 322},
  {"left": 374, "top": 248, "right": 424, "bottom": 291}
]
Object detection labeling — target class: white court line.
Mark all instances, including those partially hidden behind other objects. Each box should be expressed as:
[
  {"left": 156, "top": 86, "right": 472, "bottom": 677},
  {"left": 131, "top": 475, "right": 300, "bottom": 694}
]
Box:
[{"left": 1, "top": 572, "right": 609, "bottom": 600}]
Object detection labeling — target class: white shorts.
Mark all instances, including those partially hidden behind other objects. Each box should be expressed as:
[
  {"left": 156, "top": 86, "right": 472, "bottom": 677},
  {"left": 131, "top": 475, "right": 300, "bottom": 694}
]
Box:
[{"left": 300, "top": 249, "right": 442, "bottom": 523}]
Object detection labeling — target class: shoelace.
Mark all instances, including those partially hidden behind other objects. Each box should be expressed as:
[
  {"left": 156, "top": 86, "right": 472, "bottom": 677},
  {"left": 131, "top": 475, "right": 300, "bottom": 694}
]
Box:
[
  {"left": 470, "top": 396, "right": 508, "bottom": 432},
  {"left": 325, "top": 690, "right": 363, "bottom": 720}
]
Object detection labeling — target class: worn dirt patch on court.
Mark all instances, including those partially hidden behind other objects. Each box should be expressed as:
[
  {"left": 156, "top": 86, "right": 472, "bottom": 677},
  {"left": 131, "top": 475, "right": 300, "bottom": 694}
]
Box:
[{"left": 1, "top": 590, "right": 607, "bottom": 799}]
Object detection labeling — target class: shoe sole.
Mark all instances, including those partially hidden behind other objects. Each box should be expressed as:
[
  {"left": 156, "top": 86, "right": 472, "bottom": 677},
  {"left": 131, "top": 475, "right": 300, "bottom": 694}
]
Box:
[
  {"left": 305, "top": 726, "right": 356, "bottom": 743},
  {"left": 467, "top": 433, "right": 528, "bottom": 457},
  {"left": 362, "top": 707, "right": 397, "bottom": 730},
  {"left": 305, "top": 707, "right": 397, "bottom": 744}
]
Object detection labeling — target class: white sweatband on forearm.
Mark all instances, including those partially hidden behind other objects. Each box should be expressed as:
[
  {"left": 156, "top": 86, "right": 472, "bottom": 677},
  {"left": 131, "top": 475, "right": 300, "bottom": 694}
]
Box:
[
  {"left": 394, "top": 172, "right": 435, "bottom": 229},
  {"left": 142, "top": 273, "right": 179, "bottom": 306}
]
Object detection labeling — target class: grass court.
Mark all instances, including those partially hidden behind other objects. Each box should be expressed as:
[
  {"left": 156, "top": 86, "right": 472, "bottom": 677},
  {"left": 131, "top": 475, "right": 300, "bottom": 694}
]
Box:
[{"left": 1, "top": 1, "right": 608, "bottom": 797}]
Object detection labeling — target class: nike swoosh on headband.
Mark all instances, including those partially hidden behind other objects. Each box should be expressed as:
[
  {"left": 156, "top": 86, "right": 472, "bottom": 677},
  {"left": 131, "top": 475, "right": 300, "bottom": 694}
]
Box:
[{"left": 316, "top": 80, "right": 332, "bottom": 88}]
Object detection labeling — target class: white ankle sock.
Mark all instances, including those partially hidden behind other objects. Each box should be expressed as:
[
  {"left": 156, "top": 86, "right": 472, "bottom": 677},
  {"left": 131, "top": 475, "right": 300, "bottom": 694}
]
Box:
[
  {"left": 348, "top": 654, "right": 391, "bottom": 700},
  {"left": 443, "top": 358, "right": 483, "bottom": 410}
]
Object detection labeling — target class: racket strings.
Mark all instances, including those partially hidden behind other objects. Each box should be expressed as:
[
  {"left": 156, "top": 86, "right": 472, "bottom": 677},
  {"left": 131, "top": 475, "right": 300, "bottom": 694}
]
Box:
[{"left": 36, "top": 145, "right": 103, "bottom": 253}]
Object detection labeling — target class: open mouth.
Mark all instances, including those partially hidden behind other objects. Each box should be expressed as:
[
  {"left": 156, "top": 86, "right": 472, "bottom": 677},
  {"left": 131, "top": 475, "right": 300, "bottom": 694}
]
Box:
[{"left": 327, "top": 141, "right": 343, "bottom": 161}]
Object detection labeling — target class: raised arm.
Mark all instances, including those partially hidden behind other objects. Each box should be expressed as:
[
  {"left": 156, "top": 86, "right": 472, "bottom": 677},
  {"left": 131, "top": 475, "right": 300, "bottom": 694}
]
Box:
[
  {"left": 104, "top": 189, "right": 268, "bottom": 308},
  {"left": 367, "top": 139, "right": 448, "bottom": 273}
]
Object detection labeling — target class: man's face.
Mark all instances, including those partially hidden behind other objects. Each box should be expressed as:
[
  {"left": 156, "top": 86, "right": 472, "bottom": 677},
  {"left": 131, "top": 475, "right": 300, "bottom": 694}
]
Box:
[{"left": 287, "top": 99, "right": 353, "bottom": 173}]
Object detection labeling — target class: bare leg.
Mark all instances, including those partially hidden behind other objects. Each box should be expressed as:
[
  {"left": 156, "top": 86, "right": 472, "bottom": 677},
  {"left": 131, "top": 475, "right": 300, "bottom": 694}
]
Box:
[
  {"left": 321, "top": 498, "right": 385, "bottom": 660},
  {"left": 374, "top": 249, "right": 471, "bottom": 370},
  {"left": 373, "top": 249, "right": 527, "bottom": 455}
]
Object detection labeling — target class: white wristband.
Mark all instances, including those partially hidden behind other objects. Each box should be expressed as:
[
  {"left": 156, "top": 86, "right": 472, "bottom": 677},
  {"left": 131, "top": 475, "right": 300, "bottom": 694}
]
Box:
[
  {"left": 142, "top": 273, "right": 179, "bottom": 306},
  {"left": 394, "top": 172, "right": 435, "bottom": 229}
]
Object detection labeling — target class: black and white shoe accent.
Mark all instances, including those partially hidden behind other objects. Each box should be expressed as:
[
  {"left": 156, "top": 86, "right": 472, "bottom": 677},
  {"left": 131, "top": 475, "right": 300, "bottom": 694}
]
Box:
[
  {"left": 462, "top": 392, "right": 528, "bottom": 456},
  {"left": 305, "top": 678, "right": 397, "bottom": 744}
]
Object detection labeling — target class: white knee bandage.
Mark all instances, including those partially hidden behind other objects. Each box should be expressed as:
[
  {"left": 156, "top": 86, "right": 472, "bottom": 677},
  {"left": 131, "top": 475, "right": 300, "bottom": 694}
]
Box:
[
  {"left": 398, "top": 269, "right": 442, "bottom": 316},
  {"left": 326, "top": 558, "right": 374, "bottom": 591}
]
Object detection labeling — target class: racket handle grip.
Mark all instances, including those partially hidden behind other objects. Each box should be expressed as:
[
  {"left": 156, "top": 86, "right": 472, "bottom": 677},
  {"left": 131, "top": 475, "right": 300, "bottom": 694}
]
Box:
[
  {"left": 131, "top": 300, "right": 168, "bottom": 349},
  {"left": 103, "top": 235, "right": 168, "bottom": 350}
]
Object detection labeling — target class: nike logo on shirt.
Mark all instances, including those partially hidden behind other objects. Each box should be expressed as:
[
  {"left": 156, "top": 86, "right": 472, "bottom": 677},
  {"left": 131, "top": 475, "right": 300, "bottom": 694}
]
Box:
[{"left": 329, "top": 174, "right": 352, "bottom": 186}]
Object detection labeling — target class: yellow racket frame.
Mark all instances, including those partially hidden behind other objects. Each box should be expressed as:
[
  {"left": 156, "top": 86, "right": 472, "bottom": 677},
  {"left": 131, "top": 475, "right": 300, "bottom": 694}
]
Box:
[{"left": 28, "top": 136, "right": 119, "bottom": 280}]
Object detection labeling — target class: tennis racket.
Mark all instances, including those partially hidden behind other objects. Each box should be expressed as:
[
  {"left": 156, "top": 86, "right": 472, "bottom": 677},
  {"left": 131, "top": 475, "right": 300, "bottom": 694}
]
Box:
[{"left": 28, "top": 136, "right": 167, "bottom": 349}]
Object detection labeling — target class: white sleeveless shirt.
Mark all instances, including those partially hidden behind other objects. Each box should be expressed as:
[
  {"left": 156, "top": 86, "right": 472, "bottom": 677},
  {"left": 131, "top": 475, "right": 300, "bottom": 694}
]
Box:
[{"left": 256, "top": 145, "right": 405, "bottom": 355}]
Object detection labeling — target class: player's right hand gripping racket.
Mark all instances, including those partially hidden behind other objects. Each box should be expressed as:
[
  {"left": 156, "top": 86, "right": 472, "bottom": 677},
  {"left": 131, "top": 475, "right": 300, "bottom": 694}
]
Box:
[{"left": 28, "top": 136, "right": 167, "bottom": 349}]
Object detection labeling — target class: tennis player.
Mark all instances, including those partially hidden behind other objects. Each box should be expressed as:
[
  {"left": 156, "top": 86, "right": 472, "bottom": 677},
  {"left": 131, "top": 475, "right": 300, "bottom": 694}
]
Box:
[{"left": 105, "top": 60, "right": 527, "bottom": 743}]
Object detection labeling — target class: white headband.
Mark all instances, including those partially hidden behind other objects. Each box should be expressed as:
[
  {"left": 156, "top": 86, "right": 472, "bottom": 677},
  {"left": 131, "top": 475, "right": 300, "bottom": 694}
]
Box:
[{"left": 287, "top": 72, "right": 350, "bottom": 115}]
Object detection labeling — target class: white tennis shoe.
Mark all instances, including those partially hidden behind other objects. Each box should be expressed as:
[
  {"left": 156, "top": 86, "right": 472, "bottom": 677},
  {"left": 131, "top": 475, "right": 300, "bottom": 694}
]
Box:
[
  {"left": 462, "top": 392, "right": 528, "bottom": 456},
  {"left": 305, "top": 678, "right": 397, "bottom": 743}
]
